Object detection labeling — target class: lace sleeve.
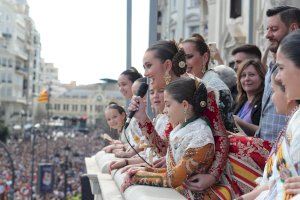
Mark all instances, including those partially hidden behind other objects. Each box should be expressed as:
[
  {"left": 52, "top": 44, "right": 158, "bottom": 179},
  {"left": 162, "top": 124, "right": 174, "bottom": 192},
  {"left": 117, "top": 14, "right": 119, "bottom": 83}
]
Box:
[{"left": 139, "top": 118, "right": 168, "bottom": 156}]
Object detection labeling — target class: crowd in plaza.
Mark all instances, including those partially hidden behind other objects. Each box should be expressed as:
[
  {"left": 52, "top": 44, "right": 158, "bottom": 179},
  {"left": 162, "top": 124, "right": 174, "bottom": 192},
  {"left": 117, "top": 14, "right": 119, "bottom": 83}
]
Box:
[
  {"left": 97, "top": 5, "right": 300, "bottom": 200},
  {"left": 0, "top": 130, "right": 104, "bottom": 199}
]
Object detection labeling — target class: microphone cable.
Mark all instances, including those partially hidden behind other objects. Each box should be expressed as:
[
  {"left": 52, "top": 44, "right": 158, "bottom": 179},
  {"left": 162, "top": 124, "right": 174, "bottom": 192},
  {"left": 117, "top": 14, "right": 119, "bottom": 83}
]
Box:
[{"left": 123, "top": 123, "right": 153, "bottom": 167}]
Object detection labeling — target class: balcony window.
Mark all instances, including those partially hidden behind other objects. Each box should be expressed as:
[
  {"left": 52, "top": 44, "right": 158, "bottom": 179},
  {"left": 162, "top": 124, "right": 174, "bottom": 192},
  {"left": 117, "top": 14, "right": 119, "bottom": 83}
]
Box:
[
  {"left": 171, "top": 0, "right": 177, "bottom": 11},
  {"left": 54, "top": 104, "right": 61, "bottom": 110},
  {"left": 63, "top": 104, "right": 69, "bottom": 111},
  {"left": 2, "top": 58, "right": 6, "bottom": 67},
  {"left": 80, "top": 105, "right": 87, "bottom": 112},
  {"left": 230, "top": 0, "right": 242, "bottom": 19},
  {"left": 189, "top": 0, "right": 199, "bottom": 8},
  {"left": 8, "top": 59, "right": 13, "bottom": 68},
  {"left": 72, "top": 105, "right": 78, "bottom": 111}
]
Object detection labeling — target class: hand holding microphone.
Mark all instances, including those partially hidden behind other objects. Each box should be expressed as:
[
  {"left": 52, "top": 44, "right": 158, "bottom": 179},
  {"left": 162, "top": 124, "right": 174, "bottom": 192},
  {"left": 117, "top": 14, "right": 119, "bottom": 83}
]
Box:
[{"left": 125, "top": 83, "right": 149, "bottom": 130}]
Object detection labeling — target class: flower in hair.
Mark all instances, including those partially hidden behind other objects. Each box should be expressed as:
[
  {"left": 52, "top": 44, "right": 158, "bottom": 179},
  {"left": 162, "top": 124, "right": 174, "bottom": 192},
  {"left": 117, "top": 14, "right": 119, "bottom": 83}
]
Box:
[{"left": 178, "top": 61, "right": 186, "bottom": 68}]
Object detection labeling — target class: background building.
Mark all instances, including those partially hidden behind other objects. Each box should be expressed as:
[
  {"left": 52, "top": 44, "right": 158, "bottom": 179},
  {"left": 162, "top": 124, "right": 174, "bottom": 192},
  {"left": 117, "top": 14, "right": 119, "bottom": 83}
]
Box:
[
  {"left": 46, "top": 79, "right": 124, "bottom": 129},
  {"left": 0, "top": 0, "right": 41, "bottom": 127},
  {"left": 158, "top": 0, "right": 300, "bottom": 65}
]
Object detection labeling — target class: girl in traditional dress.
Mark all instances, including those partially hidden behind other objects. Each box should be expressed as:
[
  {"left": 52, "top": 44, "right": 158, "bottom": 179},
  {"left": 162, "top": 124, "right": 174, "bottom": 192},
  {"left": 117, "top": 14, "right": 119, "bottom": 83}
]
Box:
[
  {"left": 102, "top": 102, "right": 127, "bottom": 153},
  {"left": 122, "top": 77, "right": 230, "bottom": 199}
]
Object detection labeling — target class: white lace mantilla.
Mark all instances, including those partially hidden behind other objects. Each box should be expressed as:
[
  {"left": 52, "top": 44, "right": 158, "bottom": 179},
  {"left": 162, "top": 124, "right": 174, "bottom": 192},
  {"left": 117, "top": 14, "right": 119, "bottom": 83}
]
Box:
[
  {"left": 203, "top": 70, "right": 229, "bottom": 91},
  {"left": 169, "top": 118, "right": 214, "bottom": 164}
]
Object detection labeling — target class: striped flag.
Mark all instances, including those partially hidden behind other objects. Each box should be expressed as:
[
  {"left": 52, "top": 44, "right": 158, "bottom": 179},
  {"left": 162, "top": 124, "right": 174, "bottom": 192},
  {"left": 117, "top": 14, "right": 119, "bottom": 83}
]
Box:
[{"left": 38, "top": 90, "right": 49, "bottom": 103}]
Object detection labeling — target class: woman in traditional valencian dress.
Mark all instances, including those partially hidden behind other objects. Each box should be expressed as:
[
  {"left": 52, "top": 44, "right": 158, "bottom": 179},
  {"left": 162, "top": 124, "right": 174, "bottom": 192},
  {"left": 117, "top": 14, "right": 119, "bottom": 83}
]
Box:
[
  {"left": 122, "top": 77, "right": 232, "bottom": 199},
  {"left": 239, "top": 30, "right": 300, "bottom": 200}
]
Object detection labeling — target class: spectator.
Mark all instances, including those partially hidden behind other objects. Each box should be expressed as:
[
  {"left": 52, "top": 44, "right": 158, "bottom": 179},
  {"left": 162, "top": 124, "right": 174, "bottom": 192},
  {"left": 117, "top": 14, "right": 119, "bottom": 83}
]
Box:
[
  {"left": 255, "top": 6, "right": 300, "bottom": 142},
  {"left": 231, "top": 44, "right": 262, "bottom": 71},
  {"left": 234, "top": 59, "right": 266, "bottom": 136},
  {"left": 214, "top": 65, "right": 238, "bottom": 101}
]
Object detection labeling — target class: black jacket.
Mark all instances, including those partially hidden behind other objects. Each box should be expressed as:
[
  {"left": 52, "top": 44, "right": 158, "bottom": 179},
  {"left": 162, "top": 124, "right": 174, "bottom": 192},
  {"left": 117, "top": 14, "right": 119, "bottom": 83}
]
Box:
[{"left": 234, "top": 97, "right": 262, "bottom": 126}]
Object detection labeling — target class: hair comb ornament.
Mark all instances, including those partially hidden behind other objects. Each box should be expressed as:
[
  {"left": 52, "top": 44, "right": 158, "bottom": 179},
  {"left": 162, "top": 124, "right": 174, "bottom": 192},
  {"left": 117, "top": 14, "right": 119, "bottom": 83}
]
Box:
[{"left": 179, "top": 61, "right": 186, "bottom": 68}]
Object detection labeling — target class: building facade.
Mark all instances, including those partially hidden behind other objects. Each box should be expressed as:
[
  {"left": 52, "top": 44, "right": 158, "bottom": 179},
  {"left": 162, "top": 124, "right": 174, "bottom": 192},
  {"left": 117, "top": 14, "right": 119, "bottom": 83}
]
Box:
[
  {"left": 44, "top": 80, "right": 124, "bottom": 128},
  {"left": 158, "top": 0, "right": 300, "bottom": 65},
  {"left": 0, "top": 0, "right": 42, "bottom": 127}
]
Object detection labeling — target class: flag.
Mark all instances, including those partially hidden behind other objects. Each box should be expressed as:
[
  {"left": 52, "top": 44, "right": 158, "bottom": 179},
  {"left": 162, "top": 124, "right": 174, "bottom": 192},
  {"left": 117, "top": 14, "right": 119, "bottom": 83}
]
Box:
[{"left": 38, "top": 90, "right": 48, "bottom": 103}]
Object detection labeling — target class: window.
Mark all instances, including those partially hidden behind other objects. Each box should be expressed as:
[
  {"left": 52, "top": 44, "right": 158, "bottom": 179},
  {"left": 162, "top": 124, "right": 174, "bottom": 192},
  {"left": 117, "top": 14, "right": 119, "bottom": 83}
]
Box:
[
  {"left": 170, "top": 29, "right": 176, "bottom": 39},
  {"left": 230, "top": 0, "right": 242, "bottom": 19},
  {"left": 8, "top": 59, "right": 13, "bottom": 68},
  {"left": 2, "top": 58, "right": 7, "bottom": 67},
  {"left": 1, "top": 73, "right": 5, "bottom": 83},
  {"left": 7, "top": 73, "right": 12, "bottom": 83},
  {"left": 171, "top": 0, "right": 177, "bottom": 11},
  {"left": 72, "top": 105, "right": 78, "bottom": 111},
  {"left": 63, "top": 104, "right": 69, "bottom": 111},
  {"left": 81, "top": 105, "right": 87, "bottom": 112},
  {"left": 157, "top": 11, "right": 162, "bottom": 25},
  {"left": 189, "top": 0, "right": 199, "bottom": 7},
  {"left": 54, "top": 104, "right": 61, "bottom": 110},
  {"left": 89, "top": 105, "right": 93, "bottom": 111},
  {"left": 95, "top": 105, "right": 103, "bottom": 112}
]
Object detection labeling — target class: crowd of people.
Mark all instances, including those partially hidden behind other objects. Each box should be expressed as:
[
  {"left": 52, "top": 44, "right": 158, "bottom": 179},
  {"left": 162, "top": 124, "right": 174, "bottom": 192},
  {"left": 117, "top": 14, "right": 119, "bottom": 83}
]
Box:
[
  {"left": 99, "top": 5, "right": 300, "bottom": 200},
  {"left": 0, "top": 130, "right": 104, "bottom": 199}
]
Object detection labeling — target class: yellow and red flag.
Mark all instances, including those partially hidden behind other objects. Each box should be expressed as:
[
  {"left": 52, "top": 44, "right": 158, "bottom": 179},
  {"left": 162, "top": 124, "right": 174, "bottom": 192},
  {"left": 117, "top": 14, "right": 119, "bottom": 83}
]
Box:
[{"left": 38, "top": 89, "right": 49, "bottom": 103}]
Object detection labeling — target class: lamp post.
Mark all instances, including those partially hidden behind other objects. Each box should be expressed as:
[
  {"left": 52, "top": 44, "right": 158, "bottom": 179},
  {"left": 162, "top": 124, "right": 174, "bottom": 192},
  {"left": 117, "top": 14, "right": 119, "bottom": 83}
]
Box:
[
  {"left": 63, "top": 145, "right": 71, "bottom": 200},
  {"left": 0, "top": 141, "right": 15, "bottom": 200}
]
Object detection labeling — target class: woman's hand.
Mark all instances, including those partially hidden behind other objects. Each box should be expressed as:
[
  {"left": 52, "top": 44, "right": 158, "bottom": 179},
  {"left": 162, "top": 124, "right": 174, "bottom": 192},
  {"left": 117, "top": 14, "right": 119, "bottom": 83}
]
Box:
[
  {"left": 185, "top": 174, "right": 216, "bottom": 191},
  {"left": 128, "top": 96, "right": 148, "bottom": 122},
  {"left": 114, "top": 151, "right": 131, "bottom": 158},
  {"left": 109, "top": 159, "right": 127, "bottom": 173},
  {"left": 121, "top": 169, "right": 139, "bottom": 192},
  {"left": 284, "top": 176, "right": 300, "bottom": 195},
  {"left": 103, "top": 145, "right": 113, "bottom": 153},
  {"left": 153, "top": 156, "right": 166, "bottom": 168},
  {"left": 121, "top": 163, "right": 147, "bottom": 173}
]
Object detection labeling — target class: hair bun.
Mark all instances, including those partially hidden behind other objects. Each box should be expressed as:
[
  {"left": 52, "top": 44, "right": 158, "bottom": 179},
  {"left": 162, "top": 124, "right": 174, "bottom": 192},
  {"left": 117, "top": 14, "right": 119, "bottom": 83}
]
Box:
[
  {"left": 192, "top": 81, "right": 207, "bottom": 115},
  {"left": 191, "top": 33, "right": 205, "bottom": 42},
  {"left": 172, "top": 48, "right": 187, "bottom": 76}
]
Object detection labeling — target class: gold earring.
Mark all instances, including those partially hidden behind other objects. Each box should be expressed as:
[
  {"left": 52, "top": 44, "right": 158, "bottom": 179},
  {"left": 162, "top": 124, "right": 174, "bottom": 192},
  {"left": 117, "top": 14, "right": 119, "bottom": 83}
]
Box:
[
  {"left": 184, "top": 109, "right": 187, "bottom": 123},
  {"left": 164, "top": 72, "right": 171, "bottom": 85}
]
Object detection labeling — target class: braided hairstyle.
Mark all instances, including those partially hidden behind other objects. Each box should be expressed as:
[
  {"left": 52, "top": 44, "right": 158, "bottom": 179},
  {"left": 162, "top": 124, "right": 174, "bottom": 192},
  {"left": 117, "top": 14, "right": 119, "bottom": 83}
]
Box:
[
  {"left": 146, "top": 40, "right": 187, "bottom": 77},
  {"left": 182, "top": 33, "right": 210, "bottom": 70},
  {"left": 165, "top": 77, "right": 207, "bottom": 116}
]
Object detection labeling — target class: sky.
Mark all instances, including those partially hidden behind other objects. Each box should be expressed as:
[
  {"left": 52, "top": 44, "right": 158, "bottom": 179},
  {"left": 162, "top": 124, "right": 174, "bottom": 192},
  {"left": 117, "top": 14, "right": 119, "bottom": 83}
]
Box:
[{"left": 27, "top": 0, "right": 150, "bottom": 85}]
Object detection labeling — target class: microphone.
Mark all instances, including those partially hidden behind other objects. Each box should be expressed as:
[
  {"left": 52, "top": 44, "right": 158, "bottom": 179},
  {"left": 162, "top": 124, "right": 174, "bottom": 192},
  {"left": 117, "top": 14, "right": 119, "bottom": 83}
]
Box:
[{"left": 124, "top": 82, "right": 149, "bottom": 130}]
